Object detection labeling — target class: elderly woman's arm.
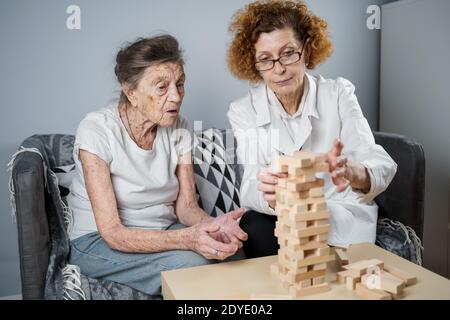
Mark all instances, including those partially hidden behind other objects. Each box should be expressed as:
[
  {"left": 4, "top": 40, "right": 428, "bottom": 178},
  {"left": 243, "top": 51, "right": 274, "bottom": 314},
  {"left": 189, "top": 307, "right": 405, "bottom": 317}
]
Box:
[
  {"left": 175, "top": 152, "right": 248, "bottom": 245},
  {"left": 79, "top": 150, "right": 237, "bottom": 259}
]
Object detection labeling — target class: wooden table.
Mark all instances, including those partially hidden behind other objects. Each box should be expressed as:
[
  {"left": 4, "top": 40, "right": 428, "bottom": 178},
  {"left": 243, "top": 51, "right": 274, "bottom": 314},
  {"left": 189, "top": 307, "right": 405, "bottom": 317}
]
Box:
[{"left": 161, "top": 243, "right": 450, "bottom": 300}]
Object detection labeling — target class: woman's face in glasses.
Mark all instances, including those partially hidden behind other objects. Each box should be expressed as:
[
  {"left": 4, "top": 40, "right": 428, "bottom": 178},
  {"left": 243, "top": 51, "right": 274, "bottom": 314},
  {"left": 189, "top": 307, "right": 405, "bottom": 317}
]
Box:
[{"left": 254, "top": 27, "right": 307, "bottom": 97}]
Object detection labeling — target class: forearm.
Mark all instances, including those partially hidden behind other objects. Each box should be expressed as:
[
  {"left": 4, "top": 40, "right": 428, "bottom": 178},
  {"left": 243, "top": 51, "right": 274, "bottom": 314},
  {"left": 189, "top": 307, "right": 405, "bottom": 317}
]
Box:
[
  {"left": 102, "top": 225, "right": 193, "bottom": 253},
  {"left": 176, "top": 203, "right": 213, "bottom": 227},
  {"left": 347, "top": 160, "right": 371, "bottom": 193}
]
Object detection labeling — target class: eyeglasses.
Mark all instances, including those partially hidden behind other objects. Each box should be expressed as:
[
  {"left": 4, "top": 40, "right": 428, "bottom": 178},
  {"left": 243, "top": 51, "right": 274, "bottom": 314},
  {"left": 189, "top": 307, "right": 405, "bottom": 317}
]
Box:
[{"left": 255, "top": 42, "right": 307, "bottom": 72}]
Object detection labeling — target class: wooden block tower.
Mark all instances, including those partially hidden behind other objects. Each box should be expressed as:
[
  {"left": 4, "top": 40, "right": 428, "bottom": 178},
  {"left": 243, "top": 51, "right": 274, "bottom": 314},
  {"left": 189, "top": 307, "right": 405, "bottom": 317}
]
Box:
[{"left": 270, "top": 151, "right": 333, "bottom": 298}]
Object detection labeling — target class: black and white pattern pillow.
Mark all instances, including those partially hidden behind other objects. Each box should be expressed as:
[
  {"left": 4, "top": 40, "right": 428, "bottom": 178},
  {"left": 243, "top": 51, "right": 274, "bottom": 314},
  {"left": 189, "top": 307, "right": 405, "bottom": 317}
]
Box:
[{"left": 193, "top": 129, "right": 241, "bottom": 217}]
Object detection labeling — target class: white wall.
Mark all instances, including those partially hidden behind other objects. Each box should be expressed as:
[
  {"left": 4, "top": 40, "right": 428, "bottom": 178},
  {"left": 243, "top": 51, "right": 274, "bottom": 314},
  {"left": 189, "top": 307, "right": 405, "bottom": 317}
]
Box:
[{"left": 0, "top": 0, "right": 393, "bottom": 296}]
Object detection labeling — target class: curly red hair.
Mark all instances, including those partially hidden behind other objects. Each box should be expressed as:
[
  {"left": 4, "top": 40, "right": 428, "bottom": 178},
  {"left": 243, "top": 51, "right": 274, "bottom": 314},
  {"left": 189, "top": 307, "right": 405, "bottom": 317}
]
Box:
[{"left": 227, "top": 0, "right": 333, "bottom": 82}]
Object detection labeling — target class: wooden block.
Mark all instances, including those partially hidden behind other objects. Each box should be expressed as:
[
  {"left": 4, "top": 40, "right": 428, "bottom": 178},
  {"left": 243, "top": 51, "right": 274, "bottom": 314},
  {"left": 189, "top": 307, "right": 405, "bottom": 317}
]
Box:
[
  {"left": 299, "top": 279, "right": 312, "bottom": 288},
  {"left": 289, "top": 210, "right": 329, "bottom": 222},
  {"left": 343, "top": 259, "right": 384, "bottom": 277},
  {"left": 285, "top": 254, "right": 332, "bottom": 269},
  {"left": 273, "top": 157, "right": 289, "bottom": 173},
  {"left": 278, "top": 234, "right": 309, "bottom": 246},
  {"left": 309, "top": 187, "right": 324, "bottom": 198},
  {"left": 290, "top": 151, "right": 327, "bottom": 168},
  {"left": 284, "top": 269, "right": 326, "bottom": 283},
  {"left": 383, "top": 265, "right": 417, "bottom": 286},
  {"left": 361, "top": 272, "right": 405, "bottom": 295},
  {"left": 279, "top": 248, "right": 305, "bottom": 260},
  {"left": 312, "top": 276, "right": 325, "bottom": 285},
  {"left": 290, "top": 203, "right": 309, "bottom": 214},
  {"left": 346, "top": 275, "right": 361, "bottom": 291},
  {"left": 284, "top": 240, "right": 328, "bottom": 254},
  {"left": 293, "top": 225, "right": 330, "bottom": 238},
  {"left": 337, "top": 270, "right": 350, "bottom": 284},
  {"left": 335, "top": 248, "right": 349, "bottom": 266},
  {"left": 289, "top": 283, "right": 330, "bottom": 299},
  {"left": 316, "top": 247, "right": 330, "bottom": 257},
  {"left": 312, "top": 263, "right": 327, "bottom": 271},
  {"left": 311, "top": 233, "right": 328, "bottom": 242},
  {"left": 277, "top": 178, "right": 288, "bottom": 188},
  {"left": 278, "top": 155, "right": 313, "bottom": 169},
  {"left": 287, "top": 178, "right": 324, "bottom": 192},
  {"left": 355, "top": 283, "right": 392, "bottom": 300},
  {"left": 313, "top": 161, "right": 329, "bottom": 172},
  {"left": 310, "top": 201, "right": 327, "bottom": 212},
  {"left": 380, "top": 270, "right": 406, "bottom": 286},
  {"left": 288, "top": 167, "right": 317, "bottom": 182},
  {"left": 313, "top": 219, "right": 329, "bottom": 226}
]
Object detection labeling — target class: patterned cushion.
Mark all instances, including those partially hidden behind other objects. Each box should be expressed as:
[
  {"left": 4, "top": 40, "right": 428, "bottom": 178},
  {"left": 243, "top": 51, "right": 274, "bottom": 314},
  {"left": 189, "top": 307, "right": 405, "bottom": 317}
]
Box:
[{"left": 193, "top": 129, "right": 241, "bottom": 217}]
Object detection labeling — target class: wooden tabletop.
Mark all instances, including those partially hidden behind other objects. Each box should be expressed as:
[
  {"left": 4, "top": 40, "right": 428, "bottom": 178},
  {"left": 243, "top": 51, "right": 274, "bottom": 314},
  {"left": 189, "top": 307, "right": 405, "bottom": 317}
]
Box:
[{"left": 161, "top": 243, "right": 450, "bottom": 300}]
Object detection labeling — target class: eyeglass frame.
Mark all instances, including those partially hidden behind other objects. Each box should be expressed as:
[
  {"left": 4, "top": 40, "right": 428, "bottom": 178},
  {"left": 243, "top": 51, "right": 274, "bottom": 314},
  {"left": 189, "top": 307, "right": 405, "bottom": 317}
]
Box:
[{"left": 254, "top": 39, "right": 308, "bottom": 72}]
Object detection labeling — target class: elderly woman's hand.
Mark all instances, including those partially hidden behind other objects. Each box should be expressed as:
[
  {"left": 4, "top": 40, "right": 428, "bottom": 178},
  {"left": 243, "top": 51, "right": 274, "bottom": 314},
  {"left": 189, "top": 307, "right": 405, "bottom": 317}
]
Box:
[
  {"left": 257, "top": 167, "right": 289, "bottom": 209},
  {"left": 209, "top": 208, "right": 248, "bottom": 248},
  {"left": 188, "top": 222, "right": 239, "bottom": 260},
  {"left": 326, "top": 139, "right": 371, "bottom": 193}
]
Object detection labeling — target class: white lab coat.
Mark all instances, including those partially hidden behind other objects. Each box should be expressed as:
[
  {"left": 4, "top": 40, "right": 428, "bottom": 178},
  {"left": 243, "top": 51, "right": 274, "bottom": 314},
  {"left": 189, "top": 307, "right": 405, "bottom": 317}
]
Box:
[{"left": 227, "top": 73, "right": 397, "bottom": 247}]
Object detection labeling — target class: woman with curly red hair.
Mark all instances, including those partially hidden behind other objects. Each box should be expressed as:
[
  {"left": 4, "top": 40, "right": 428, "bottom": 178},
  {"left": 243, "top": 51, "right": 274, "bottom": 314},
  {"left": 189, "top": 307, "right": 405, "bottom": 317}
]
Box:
[{"left": 226, "top": 0, "right": 397, "bottom": 258}]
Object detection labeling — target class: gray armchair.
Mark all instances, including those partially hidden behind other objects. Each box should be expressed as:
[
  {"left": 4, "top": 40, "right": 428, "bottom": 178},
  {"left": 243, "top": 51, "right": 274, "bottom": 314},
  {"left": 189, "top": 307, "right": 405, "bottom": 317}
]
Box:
[{"left": 9, "top": 131, "right": 425, "bottom": 299}]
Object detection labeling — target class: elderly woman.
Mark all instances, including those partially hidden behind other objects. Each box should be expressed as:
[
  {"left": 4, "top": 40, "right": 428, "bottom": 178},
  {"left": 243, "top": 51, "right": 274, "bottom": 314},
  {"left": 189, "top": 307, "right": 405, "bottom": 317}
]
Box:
[
  {"left": 226, "top": 0, "right": 397, "bottom": 258},
  {"left": 67, "top": 35, "right": 247, "bottom": 296}
]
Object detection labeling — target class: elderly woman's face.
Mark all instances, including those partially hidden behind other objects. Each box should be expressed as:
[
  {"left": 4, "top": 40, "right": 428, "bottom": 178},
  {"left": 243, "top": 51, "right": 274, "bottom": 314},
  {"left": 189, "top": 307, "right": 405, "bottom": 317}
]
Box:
[
  {"left": 254, "top": 27, "right": 307, "bottom": 97},
  {"left": 131, "top": 62, "right": 185, "bottom": 127}
]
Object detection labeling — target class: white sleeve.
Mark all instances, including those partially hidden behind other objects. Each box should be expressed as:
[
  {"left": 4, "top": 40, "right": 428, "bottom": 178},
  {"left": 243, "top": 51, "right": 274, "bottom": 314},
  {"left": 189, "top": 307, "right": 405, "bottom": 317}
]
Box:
[
  {"left": 227, "top": 104, "right": 276, "bottom": 216},
  {"left": 73, "top": 118, "right": 112, "bottom": 165},
  {"left": 337, "top": 78, "right": 398, "bottom": 202}
]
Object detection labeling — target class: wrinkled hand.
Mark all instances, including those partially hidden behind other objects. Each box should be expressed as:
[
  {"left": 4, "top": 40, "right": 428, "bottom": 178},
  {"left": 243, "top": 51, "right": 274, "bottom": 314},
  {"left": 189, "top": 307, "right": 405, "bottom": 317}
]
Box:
[
  {"left": 188, "top": 223, "right": 239, "bottom": 260},
  {"left": 326, "top": 138, "right": 351, "bottom": 192},
  {"left": 257, "top": 167, "right": 288, "bottom": 209},
  {"left": 209, "top": 208, "right": 248, "bottom": 248}
]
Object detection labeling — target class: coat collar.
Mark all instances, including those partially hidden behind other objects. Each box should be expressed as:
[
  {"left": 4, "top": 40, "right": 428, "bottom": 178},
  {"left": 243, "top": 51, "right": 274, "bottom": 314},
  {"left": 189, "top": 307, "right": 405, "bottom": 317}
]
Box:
[
  {"left": 250, "top": 73, "right": 320, "bottom": 155},
  {"left": 252, "top": 72, "right": 319, "bottom": 128}
]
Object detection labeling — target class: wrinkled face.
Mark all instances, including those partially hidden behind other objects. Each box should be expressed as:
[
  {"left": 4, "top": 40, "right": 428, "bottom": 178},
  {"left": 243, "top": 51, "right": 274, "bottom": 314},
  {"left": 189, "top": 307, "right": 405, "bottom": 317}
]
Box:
[
  {"left": 127, "top": 62, "right": 185, "bottom": 127},
  {"left": 254, "top": 27, "right": 307, "bottom": 97}
]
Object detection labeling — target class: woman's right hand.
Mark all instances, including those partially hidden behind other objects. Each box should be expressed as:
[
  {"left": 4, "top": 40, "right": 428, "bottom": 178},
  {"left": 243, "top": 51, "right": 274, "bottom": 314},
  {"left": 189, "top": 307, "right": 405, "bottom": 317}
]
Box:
[
  {"left": 256, "top": 167, "right": 288, "bottom": 209},
  {"left": 187, "top": 223, "right": 239, "bottom": 260}
]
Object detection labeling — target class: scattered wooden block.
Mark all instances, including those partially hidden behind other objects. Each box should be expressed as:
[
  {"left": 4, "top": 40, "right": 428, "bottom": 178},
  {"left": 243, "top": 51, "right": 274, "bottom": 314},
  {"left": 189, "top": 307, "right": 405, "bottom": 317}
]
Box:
[
  {"left": 361, "top": 272, "right": 405, "bottom": 295},
  {"left": 335, "top": 248, "right": 349, "bottom": 266},
  {"left": 345, "top": 275, "right": 361, "bottom": 291},
  {"left": 343, "top": 259, "right": 384, "bottom": 277},
  {"left": 383, "top": 265, "right": 417, "bottom": 286},
  {"left": 354, "top": 283, "right": 392, "bottom": 300},
  {"left": 337, "top": 270, "right": 350, "bottom": 284}
]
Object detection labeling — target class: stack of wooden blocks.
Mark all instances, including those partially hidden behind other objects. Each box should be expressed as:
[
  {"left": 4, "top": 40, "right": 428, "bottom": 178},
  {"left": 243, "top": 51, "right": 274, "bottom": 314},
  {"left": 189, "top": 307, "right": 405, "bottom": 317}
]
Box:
[{"left": 270, "top": 151, "right": 333, "bottom": 298}]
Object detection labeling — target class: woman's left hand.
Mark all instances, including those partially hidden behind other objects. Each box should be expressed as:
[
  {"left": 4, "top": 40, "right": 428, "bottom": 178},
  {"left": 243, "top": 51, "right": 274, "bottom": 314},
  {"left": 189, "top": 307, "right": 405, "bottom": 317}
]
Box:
[
  {"left": 209, "top": 208, "right": 248, "bottom": 248},
  {"left": 326, "top": 138, "right": 371, "bottom": 193},
  {"left": 326, "top": 139, "right": 351, "bottom": 192}
]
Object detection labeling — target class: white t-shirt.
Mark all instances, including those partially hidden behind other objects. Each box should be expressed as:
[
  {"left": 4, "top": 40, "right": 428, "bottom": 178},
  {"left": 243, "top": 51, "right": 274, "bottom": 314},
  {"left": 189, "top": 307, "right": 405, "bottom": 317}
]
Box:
[{"left": 68, "top": 104, "right": 193, "bottom": 241}]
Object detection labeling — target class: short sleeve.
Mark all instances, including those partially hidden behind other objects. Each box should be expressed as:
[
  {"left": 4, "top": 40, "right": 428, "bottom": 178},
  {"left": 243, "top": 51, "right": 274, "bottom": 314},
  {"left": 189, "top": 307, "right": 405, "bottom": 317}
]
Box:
[
  {"left": 74, "top": 118, "right": 112, "bottom": 165},
  {"left": 172, "top": 116, "right": 194, "bottom": 157}
]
